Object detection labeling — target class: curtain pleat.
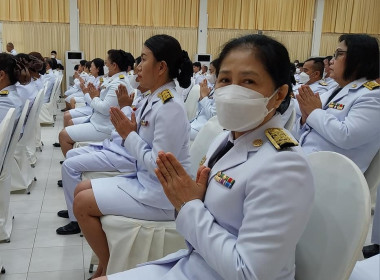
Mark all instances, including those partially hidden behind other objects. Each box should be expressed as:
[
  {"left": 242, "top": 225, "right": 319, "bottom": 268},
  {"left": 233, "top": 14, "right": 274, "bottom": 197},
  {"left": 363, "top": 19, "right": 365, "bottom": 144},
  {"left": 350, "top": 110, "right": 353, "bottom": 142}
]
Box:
[
  {"left": 79, "top": 24, "right": 198, "bottom": 62},
  {"left": 208, "top": 0, "right": 314, "bottom": 32},
  {"left": 0, "top": 0, "right": 69, "bottom": 22},
  {"left": 2, "top": 21, "right": 70, "bottom": 59},
  {"left": 78, "top": 0, "right": 199, "bottom": 27}
]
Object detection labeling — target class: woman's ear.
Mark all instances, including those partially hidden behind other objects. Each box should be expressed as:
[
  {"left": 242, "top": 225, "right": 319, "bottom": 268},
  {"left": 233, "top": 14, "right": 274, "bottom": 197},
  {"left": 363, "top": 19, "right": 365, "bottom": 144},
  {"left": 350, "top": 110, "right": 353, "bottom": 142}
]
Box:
[
  {"left": 158, "top": 60, "right": 168, "bottom": 77},
  {"left": 274, "top": 84, "right": 289, "bottom": 108}
]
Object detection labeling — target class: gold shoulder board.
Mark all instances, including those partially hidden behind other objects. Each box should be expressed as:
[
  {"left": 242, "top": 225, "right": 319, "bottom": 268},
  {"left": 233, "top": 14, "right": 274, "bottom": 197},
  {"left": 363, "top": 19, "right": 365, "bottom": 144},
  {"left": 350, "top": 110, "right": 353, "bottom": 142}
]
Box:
[
  {"left": 0, "top": 90, "right": 9, "bottom": 95},
  {"left": 158, "top": 89, "right": 174, "bottom": 104},
  {"left": 363, "top": 81, "right": 380, "bottom": 90},
  {"left": 265, "top": 128, "right": 298, "bottom": 150},
  {"left": 119, "top": 74, "right": 125, "bottom": 80}
]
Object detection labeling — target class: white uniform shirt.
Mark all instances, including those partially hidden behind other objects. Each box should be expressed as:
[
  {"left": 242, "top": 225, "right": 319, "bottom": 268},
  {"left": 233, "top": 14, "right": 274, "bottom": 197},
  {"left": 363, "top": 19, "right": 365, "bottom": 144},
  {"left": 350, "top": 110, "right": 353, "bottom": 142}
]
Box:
[{"left": 293, "top": 78, "right": 380, "bottom": 172}]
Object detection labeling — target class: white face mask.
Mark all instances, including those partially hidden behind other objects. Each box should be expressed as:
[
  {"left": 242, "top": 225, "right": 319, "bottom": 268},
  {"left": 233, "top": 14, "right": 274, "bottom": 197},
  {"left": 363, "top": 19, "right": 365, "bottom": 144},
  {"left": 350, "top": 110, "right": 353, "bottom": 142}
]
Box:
[
  {"left": 128, "top": 74, "right": 139, "bottom": 89},
  {"left": 296, "top": 68, "right": 301, "bottom": 74},
  {"left": 214, "top": 84, "right": 278, "bottom": 132},
  {"left": 206, "top": 73, "right": 216, "bottom": 85},
  {"left": 51, "top": 55, "right": 56, "bottom": 59},
  {"left": 298, "top": 72, "right": 310, "bottom": 84},
  {"left": 103, "top": 65, "right": 109, "bottom": 76}
]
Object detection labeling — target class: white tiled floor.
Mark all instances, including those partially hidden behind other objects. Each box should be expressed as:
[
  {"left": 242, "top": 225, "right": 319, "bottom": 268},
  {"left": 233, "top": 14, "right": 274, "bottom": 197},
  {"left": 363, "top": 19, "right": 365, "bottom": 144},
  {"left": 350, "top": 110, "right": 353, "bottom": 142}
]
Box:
[
  {"left": 0, "top": 102, "right": 375, "bottom": 280},
  {"left": 0, "top": 105, "right": 94, "bottom": 280}
]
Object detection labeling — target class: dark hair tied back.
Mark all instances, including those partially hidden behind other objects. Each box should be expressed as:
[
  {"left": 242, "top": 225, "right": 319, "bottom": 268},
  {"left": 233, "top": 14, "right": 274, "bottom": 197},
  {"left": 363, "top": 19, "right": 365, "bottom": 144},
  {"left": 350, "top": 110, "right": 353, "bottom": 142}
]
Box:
[
  {"left": 14, "top": 57, "right": 31, "bottom": 85},
  {"left": 177, "top": 50, "right": 193, "bottom": 88},
  {"left": 144, "top": 34, "right": 192, "bottom": 88}
]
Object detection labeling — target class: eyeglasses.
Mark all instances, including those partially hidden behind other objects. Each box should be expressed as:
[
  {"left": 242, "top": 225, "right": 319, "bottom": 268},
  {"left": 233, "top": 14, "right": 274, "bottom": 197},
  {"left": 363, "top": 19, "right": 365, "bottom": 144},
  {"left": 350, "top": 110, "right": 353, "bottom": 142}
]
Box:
[{"left": 333, "top": 50, "right": 347, "bottom": 59}]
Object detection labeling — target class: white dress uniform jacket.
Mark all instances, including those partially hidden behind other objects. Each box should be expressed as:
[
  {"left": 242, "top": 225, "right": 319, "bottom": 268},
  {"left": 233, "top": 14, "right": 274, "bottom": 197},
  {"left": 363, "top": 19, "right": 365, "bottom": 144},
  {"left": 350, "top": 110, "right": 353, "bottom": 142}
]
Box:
[
  {"left": 0, "top": 85, "right": 22, "bottom": 123},
  {"left": 108, "top": 114, "right": 315, "bottom": 280},
  {"left": 190, "top": 89, "right": 216, "bottom": 140},
  {"left": 293, "top": 78, "right": 380, "bottom": 172},
  {"left": 91, "top": 81, "right": 191, "bottom": 215},
  {"left": 41, "top": 70, "right": 57, "bottom": 103},
  {"left": 87, "top": 72, "right": 131, "bottom": 135}
]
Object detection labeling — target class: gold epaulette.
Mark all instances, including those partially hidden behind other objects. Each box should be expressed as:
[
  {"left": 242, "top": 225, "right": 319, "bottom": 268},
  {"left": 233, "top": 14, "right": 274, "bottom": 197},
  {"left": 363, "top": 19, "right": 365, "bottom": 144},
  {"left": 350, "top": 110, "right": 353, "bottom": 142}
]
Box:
[
  {"left": 119, "top": 74, "right": 124, "bottom": 80},
  {"left": 158, "top": 89, "right": 174, "bottom": 104},
  {"left": 319, "top": 80, "right": 328, "bottom": 86},
  {"left": 265, "top": 128, "right": 298, "bottom": 150},
  {"left": 0, "top": 90, "right": 9, "bottom": 95},
  {"left": 363, "top": 81, "right": 380, "bottom": 90}
]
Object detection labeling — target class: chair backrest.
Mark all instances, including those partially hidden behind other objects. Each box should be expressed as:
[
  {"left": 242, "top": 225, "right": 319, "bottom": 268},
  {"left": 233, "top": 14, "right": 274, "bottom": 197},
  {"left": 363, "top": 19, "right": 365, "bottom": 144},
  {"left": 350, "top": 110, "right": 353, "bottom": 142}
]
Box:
[
  {"left": 295, "top": 151, "right": 371, "bottom": 280},
  {"left": 2, "top": 100, "right": 30, "bottom": 170},
  {"left": 19, "top": 88, "right": 44, "bottom": 147},
  {"left": 0, "top": 108, "right": 16, "bottom": 171},
  {"left": 47, "top": 74, "right": 62, "bottom": 106},
  {"left": 189, "top": 116, "right": 224, "bottom": 178},
  {"left": 284, "top": 108, "right": 296, "bottom": 130},
  {"left": 184, "top": 84, "right": 200, "bottom": 120},
  {"left": 364, "top": 149, "right": 380, "bottom": 196}
]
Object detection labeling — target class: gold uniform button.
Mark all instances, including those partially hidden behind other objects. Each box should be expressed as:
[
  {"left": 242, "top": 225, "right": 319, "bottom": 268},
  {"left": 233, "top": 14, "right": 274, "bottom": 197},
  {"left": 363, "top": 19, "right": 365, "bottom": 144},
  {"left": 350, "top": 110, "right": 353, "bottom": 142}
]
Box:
[{"left": 253, "top": 139, "right": 263, "bottom": 147}]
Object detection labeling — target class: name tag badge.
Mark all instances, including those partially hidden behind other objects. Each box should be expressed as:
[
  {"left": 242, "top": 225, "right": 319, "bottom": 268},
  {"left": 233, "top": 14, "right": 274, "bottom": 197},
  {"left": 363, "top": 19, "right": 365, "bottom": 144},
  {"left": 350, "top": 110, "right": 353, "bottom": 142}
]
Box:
[{"left": 214, "top": 171, "right": 235, "bottom": 189}]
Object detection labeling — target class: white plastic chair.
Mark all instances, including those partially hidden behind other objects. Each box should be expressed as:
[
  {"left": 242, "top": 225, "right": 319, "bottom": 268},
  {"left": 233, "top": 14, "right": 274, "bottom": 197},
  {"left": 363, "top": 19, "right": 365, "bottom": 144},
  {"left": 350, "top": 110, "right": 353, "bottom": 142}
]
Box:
[
  {"left": 83, "top": 172, "right": 186, "bottom": 274},
  {"left": 39, "top": 74, "right": 63, "bottom": 125},
  {"left": 189, "top": 116, "right": 223, "bottom": 178},
  {"left": 184, "top": 84, "right": 200, "bottom": 120},
  {"left": 0, "top": 102, "right": 29, "bottom": 241},
  {"left": 363, "top": 149, "right": 380, "bottom": 209},
  {"left": 295, "top": 151, "right": 371, "bottom": 280},
  {"left": 11, "top": 89, "right": 44, "bottom": 192},
  {"left": 0, "top": 108, "right": 16, "bottom": 242}
]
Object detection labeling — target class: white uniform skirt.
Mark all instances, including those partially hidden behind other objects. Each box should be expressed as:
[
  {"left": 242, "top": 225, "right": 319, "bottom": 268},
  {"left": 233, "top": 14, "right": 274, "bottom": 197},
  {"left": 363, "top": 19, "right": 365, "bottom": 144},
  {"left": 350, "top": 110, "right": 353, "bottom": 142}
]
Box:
[
  {"left": 66, "top": 123, "right": 110, "bottom": 142},
  {"left": 91, "top": 176, "right": 174, "bottom": 221},
  {"left": 72, "top": 116, "right": 90, "bottom": 125},
  {"left": 69, "top": 106, "right": 93, "bottom": 118}
]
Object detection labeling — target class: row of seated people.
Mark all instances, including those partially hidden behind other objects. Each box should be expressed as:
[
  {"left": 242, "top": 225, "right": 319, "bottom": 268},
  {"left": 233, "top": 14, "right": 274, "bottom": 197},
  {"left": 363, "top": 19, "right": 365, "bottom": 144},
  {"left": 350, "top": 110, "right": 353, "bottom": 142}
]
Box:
[
  {"left": 5, "top": 33, "right": 377, "bottom": 279},
  {"left": 0, "top": 52, "right": 63, "bottom": 130}
]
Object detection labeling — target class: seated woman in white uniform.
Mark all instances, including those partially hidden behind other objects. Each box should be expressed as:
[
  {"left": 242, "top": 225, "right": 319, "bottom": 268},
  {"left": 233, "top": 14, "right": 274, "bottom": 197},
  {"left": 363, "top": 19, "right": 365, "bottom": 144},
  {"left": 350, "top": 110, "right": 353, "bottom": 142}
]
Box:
[
  {"left": 293, "top": 34, "right": 380, "bottom": 173},
  {"left": 58, "top": 49, "right": 134, "bottom": 157},
  {"left": 0, "top": 53, "right": 30, "bottom": 124},
  {"left": 96, "top": 34, "right": 315, "bottom": 280},
  {"left": 15, "top": 53, "right": 44, "bottom": 112},
  {"left": 73, "top": 34, "right": 193, "bottom": 278},
  {"left": 63, "top": 58, "right": 105, "bottom": 127}
]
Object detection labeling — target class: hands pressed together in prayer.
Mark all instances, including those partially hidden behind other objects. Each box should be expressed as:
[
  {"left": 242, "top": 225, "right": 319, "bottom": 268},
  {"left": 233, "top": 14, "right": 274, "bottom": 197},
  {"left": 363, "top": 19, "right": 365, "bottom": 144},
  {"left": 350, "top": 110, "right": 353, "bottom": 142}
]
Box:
[
  {"left": 88, "top": 83, "right": 100, "bottom": 99},
  {"left": 155, "top": 152, "right": 210, "bottom": 212},
  {"left": 116, "top": 84, "right": 134, "bottom": 108},
  {"left": 296, "top": 85, "right": 322, "bottom": 125},
  {"left": 199, "top": 79, "right": 211, "bottom": 100}
]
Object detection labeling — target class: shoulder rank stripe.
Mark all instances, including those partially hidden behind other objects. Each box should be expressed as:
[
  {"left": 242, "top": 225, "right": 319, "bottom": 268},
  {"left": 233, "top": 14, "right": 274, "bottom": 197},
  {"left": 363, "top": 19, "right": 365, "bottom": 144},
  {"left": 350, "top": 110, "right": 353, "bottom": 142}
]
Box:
[
  {"left": 0, "top": 90, "right": 9, "bottom": 95},
  {"left": 158, "top": 89, "right": 174, "bottom": 104},
  {"left": 265, "top": 128, "right": 298, "bottom": 150},
  {"left": 363, "top": 81, "right": 380, "bottom": 90},
  {"left": 214, "top": 171, "right": 235, "bottom": 189},
  {"left": 119, "top": 74, "right": 125, "bottom": 80}
]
